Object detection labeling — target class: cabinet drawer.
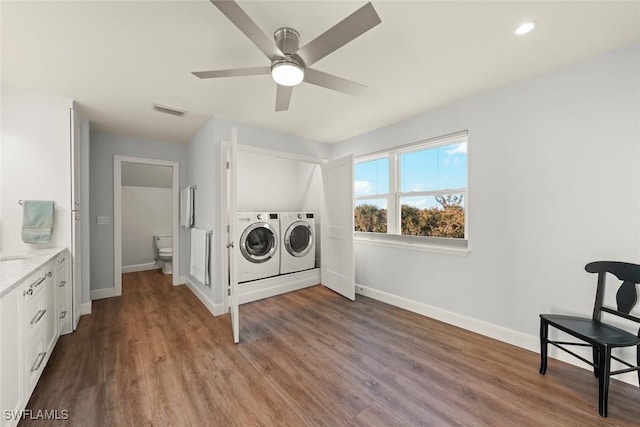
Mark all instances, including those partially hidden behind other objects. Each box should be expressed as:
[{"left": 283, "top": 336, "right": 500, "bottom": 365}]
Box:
[
  {"left": 24, "top": 330, "right": 47, "bottom": 397},
  {"left": 22, "top": 270, "right": 52, "bottom": 303},
  {"left": 23, "top": 284, "right": 47, "bottom": 344},
  {"left": 57, "top": 286, "right": 71, "bottom": 335}
]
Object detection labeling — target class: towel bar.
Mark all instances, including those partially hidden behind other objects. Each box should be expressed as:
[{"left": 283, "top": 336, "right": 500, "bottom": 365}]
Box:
[{"left": 19, "top": 200, "right": 56, "bottom": 206}]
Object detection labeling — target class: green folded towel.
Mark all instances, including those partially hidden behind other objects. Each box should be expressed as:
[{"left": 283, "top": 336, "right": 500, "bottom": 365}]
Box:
[{"left": 21, "top": 200, "right": 55, "bottom": 243}]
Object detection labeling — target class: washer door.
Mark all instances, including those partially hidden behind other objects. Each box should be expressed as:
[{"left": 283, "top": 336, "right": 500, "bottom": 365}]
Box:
[
  {"left": 284, "top": 221, "right": 314, "bottom": 257},
  {"left": 240, "top": 223, "right": 278, "bottom": 263}
]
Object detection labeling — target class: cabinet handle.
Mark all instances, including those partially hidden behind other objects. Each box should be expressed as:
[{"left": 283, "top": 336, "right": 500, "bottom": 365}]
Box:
[
  {"left": 31, "top": 351, "right": 47, "bottom": 372},
  {"left": 59, "top": 311, "right": 67, "bottom": 319},
  {"left": 58, "top": 281, "right": 66, "bottom": 288},
  {"left": 46, "top": 271, "right": 52, "bottom": 278},
  {"left": 31, "top": 276, "right": 46, "bottom": 289},
  {"left": 30, "top": 309, "right": 47, "bottom": 325}
]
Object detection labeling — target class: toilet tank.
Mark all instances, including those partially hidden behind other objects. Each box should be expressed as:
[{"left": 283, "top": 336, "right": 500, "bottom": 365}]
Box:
[{"left": 154, "top": 233, "right": 172, "bottom": 250}]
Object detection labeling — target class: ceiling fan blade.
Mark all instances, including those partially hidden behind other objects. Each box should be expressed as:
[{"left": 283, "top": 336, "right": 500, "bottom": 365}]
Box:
[
  {"left": 210, "top": 0, "right": 283, "bottom": 60},
  {"left": 192, "top": 66, "right": 271, "bottom": 79},
  {"left": 304, "top": 68, "right": 366, "bottom": 96},
  {"left": 275, "top": 85, "right": 293, "bottom": 111},
  {"left": 295, "top": 2, "right": 381, "bottom": 67}
]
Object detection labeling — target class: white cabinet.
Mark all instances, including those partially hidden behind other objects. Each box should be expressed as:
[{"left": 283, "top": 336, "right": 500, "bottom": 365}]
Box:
[{"left": 0, "top": 258, "right": 59, "bottom": 427}]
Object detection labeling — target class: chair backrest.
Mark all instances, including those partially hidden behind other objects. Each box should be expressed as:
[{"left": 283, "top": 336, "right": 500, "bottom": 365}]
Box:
[{"left": 585, "top": 261, "right": 640, "bottom": 327}]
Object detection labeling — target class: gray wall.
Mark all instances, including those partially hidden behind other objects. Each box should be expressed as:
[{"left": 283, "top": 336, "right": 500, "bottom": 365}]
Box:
[
  {"left": 89, "top": 132, "right": 188, "bottom": 293},
  {"left": 331, "top": 43, "right": 640, "bottom": 383}
]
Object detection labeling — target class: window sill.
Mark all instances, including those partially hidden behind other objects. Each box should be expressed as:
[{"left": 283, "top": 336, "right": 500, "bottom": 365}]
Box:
[{"left": 354, "top": 233, "right": 470, "bottom": 256}]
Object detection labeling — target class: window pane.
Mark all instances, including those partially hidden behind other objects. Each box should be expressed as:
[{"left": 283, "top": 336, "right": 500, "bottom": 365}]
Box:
[
  {"left": 354, "top": 199, "right": 387, "bottom": 233},
  {"left": 400, "top": 142, "right": 467, "bottom": 192},
  {"left": 355, "top": 157, "right": 389, "bottom": 196},
  {"left": 400, "top": 194, "right": 465, "bottom": 238}
]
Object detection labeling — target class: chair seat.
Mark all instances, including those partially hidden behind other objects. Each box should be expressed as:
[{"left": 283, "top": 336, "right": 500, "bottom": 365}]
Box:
[{"left": 541, "top": 314, "right": 640, "bottom": 347}]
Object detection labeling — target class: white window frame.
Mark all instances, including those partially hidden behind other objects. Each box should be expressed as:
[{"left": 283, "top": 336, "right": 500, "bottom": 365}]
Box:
[{"left": 354, "top": 131, "right": 469, "bottom": 252}]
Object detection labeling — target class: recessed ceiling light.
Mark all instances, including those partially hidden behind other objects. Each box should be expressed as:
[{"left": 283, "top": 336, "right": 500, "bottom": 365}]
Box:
[{"left": 515, "top": 21, "right": 537, "bottom": 36}]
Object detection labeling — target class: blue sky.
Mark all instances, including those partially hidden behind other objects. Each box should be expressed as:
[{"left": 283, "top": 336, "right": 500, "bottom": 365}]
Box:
[{"left": 355, "top": 142, "right": 467, "bottom": 209}]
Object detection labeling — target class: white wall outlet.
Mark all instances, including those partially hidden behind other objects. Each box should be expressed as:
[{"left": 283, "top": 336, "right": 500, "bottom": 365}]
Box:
[{"left": 97, "top": 216, "right": 110, "bottom": 225}]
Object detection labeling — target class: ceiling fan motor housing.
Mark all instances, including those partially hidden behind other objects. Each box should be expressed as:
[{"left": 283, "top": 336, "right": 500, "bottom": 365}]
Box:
[{"left": 274, "top": 27, "right": 301, "bottom": 56}]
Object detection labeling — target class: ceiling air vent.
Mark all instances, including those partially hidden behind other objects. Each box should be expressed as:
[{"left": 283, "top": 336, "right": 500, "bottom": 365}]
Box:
[{"left": 153, "top": 103, "right": 187, "bottom": 116}]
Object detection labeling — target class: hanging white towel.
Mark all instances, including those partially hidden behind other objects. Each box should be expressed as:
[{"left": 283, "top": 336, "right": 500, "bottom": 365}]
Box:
[
  {"left": 190, "top": 228, "right": 210, "bottom": 286},
  {"left": 180, "top": 186, "right": 194, "bottom": 227}
]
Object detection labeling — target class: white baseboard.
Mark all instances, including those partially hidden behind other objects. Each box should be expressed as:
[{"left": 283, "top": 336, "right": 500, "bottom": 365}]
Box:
[
  {"left": 185, "top": 277, "right": 225, "bottom": 316},
  {"left": 176, "top": 275, "right": 187, "bottom": 286},
  {"left": 355, "top": 284, "right": 638, "bottom": 386},
  {"left": 238, "top": 269, "right": 320, "bottom": 305},
  {"left": 90, "top": 287, "right": 115, "bottom": 300},
  {"left": 81, "top": 302, "right": 92, "bottom": 315},
  {"left": 122, "top": 262, "right": 159, "bottom": 273}
]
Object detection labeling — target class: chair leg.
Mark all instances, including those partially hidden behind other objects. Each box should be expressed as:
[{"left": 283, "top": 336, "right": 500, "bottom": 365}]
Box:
[
  {"left": 539, "top": 318, "right": 548, "bottom": 375},
  {"left": 592, "top": 346, "right": 600, "bottom": 378},
  {"left": 637, "top": 342, "right": 640, "bottom": 388},
  {"left": 597, "top": 346, "right": 611, "bottom": 417}
]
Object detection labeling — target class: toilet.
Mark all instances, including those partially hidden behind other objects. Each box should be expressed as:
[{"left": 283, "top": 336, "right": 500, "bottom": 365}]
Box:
[{"left": 154, "top": 233, "right": 173, "bottom": 274}]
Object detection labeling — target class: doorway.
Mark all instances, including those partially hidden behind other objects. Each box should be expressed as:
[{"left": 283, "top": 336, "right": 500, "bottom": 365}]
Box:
[{"left": 113, "top": 156, "right": 180, "bottom": 296}]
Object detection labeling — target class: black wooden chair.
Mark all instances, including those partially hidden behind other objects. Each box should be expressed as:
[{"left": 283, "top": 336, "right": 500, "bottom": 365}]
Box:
[{"left": 539, "top": 261, "right": 640, "bottom": 417}]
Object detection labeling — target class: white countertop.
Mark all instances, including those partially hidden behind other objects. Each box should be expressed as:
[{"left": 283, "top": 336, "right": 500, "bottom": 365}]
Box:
[{"left": 0, "top": 248, "right": 65, "bottom": 298}]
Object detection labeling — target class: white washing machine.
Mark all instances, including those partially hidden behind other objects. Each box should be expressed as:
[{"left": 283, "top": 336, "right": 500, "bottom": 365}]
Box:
[
  {"left": 236, "top": 212, "right": 280, "bottom": 283},
  {"left": 279, "top": 212, "right": 316, "bottom": 275}
]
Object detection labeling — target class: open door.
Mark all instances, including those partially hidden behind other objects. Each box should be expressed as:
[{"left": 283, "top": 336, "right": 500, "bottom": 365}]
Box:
[
  {"left": 227, "top": 128, "right": 240, "bottom": 343},
  {"left": 321, "top": 155, "right": 355, "bottom": 300}
]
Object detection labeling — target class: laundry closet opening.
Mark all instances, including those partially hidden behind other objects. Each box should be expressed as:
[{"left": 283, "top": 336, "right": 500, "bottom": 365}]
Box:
[{"left": 223, "top": 145, "right": 324, "bottom": 307}]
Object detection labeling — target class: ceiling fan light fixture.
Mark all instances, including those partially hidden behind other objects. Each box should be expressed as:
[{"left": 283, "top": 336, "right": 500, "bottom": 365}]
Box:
[{"left": 272, "top": 61, "right": 304, "bottom": 86}]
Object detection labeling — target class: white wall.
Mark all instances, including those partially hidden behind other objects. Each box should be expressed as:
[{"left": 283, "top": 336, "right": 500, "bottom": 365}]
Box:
[
  {"left": 237, "top": 150, "right": 322, "bottom": 212},
  {"left": 121, "top": 186, "right": 172, "bottom": 268},
  {"left": 332, "top": 43, "right": 640, "bottom": 382},
  {"left": 1, "top": 93, "right": 72, "bottom": 252},
  {"left": 89, "top": 132, "right": 188, "bottom": 294}
]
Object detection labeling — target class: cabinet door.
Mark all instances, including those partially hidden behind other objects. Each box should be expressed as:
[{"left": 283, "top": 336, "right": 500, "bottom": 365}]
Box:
[
  {"left": 0, "top": 286, "right": 23, "bottom": 426},
  {"left": 56, "top": 252, "right": 72, "bottom": 335},
  {"left": 43, "top": 262, "right": 57, "bottom": 352},
  {"left": 71, "top": 110, "right": 81, "bottom": 209}
]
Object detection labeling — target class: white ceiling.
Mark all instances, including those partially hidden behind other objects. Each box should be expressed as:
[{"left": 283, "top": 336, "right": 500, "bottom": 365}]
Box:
[{"left": 2, "top": 1, "right": 639, "bottom": 144}]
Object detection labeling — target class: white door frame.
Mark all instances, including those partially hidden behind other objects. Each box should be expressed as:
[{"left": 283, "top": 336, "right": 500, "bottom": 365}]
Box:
[{"left": 113, "top": 155, "right": 180, "bottom": 296}]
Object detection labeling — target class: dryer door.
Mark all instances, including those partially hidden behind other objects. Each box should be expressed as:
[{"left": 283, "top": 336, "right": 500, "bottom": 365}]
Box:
[
  {"left": 240, "top": 223, "right": 278, "bottom": 263},
  {"left": 284, "top": 221, "right": 314, "bottom": 257}
]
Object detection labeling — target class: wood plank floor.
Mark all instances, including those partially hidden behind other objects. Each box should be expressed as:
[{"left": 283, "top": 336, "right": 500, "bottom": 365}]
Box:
[{"left": 22, "top": 270, "right": 640, "bottom": 426}]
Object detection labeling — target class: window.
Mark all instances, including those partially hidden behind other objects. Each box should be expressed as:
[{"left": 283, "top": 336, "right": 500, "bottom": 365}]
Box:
[{"left": 354, "top": 132, "right": 468, "bottom": 247}]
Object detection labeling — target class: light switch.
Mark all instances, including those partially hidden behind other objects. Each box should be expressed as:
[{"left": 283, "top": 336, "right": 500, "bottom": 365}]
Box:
[{"left": 97, "top": 216, "right": 110, "bottom": 225}]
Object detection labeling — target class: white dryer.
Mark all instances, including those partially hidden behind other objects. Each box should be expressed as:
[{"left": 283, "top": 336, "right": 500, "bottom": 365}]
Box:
[
  {"left": 279, "top": 212, "right": 316, "bottom": 275},
  {"left": 236, "top": 212, "right": 280, "bottom": 283}
]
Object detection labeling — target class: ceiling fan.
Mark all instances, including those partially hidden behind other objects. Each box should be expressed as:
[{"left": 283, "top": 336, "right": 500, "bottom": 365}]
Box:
[{"left": 192, "top": 1, "right": 382, "bottom": 111}]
